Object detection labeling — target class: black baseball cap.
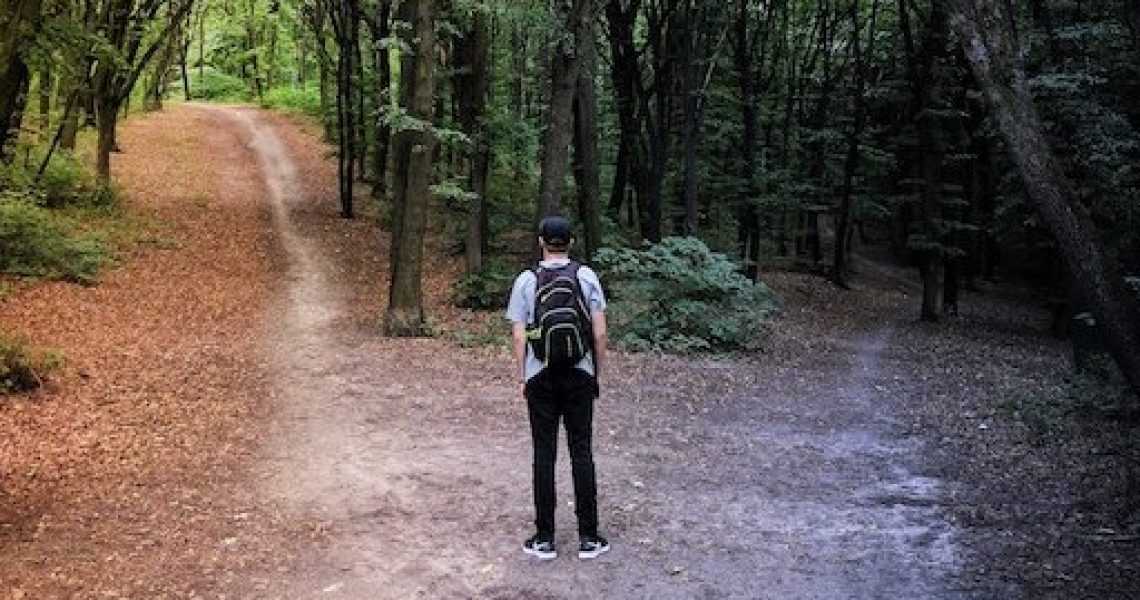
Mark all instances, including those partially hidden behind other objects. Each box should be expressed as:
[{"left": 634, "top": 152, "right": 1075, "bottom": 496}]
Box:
[{"left": 538, "top": 215, "right": 574, "bottom": 246}]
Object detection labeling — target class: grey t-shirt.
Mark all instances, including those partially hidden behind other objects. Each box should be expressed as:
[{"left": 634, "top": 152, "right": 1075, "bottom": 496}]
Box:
[{"left": 506, "top": 259, "right": 607, "bottom": 381}]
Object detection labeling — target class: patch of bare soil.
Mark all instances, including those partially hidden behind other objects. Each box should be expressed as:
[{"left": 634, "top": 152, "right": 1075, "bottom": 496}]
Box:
[{"left": 3, "top": 103, "right": 1136, "bottom": 599}]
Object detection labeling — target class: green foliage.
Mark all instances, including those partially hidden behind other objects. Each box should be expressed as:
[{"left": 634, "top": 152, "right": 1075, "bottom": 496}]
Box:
[
  {"left": 189, "top": 69, "right": 252, "bottom": 102},
  {"left": 0, "top": 147, "right": 102, "bottom": 209},
  {"left": 261, "top": 85, "right": 323, "bottom": 117},
  {"left": 0, "top": 334, "right": 63, "bottom": 394},
  {"left": 0, "top": 195, "right": 109, "bottom": 285},
  {"left": 453, "top": 259, "right": 517, "bottom": 310},
  {"left": 593, "top": 237, "right": 780, "bottom": 354}
]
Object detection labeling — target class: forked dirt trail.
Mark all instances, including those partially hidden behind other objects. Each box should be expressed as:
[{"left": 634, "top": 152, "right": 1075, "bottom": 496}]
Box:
[
  {"left": 212, "top": 104, "right": 969, "bottom": 598},
  {"left": 13, "top": 103, "right": 1115, "bottom": 599}
]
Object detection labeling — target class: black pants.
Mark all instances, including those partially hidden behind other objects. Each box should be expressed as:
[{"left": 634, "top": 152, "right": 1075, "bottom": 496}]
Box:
[{"left": 525, "top": 368, "right": 598, "bottom": 539}]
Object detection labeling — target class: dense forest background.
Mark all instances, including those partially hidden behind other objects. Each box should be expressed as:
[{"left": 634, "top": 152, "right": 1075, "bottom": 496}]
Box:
[{"left": 2, "top": 0, "right": 1139, "bottom": 397}]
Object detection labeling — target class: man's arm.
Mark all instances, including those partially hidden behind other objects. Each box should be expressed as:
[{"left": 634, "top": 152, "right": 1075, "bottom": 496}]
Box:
[
  {"left": 512, "top": 321, "right": 528, "bottom": 395},
  {"left": 591, "top": 311, "right": 607, "bottom": 384}
]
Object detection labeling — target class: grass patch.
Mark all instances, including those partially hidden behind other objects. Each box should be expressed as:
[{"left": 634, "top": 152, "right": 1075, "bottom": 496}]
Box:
[
  {"left": 0, "top": 334, "right": 64, "bottom": 394},
  {"left": 0, "top": 194, "right": 111, "bottom": 285}
]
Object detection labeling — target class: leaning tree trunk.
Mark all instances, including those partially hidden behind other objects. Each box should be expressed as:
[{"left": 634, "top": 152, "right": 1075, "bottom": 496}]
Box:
[
  {"left": 385, "top": 0, "right": 435, "bottom": 337},
  {"left": 951, "top": 0, "right": 1140, "bottom": 396},
  {"left": 536, "top": 0, "right": 594, "bottom": 218}
]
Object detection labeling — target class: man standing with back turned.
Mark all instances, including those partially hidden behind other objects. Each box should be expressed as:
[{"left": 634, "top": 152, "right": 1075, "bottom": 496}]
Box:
[{"left": 506, "top": 215, "right": 610, "bottom": 560}]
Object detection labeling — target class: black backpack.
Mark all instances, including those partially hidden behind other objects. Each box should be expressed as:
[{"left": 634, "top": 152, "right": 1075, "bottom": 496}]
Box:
[{"left": 529, "top": 261, "right": 593, "bottom": 368}]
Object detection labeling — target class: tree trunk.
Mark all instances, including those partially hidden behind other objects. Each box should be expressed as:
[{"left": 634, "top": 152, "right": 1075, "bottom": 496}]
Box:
[
  {"left": 245, "top": 0, "right": 264, "bottom": 102},
  {"left": 95, "top": 100, "right": 118, "bottom": 179},
  {"left": 37, "top": 65, "right": 50, "bottom": 137},
  {"left": 735, "top": 0, "right": 761, "bottom": 279},
  {"left": 454, "top": 6, "right": 490, "bottom": 271},
  {"left": 537, "top": 0, "right": 594, "bottom": 218},
  {"left": 832, "top": 0, "right": 879, "bottom": 288},
  {"left": 353, "top": 7, "right": 367, "bottom": 182},
  {"left": 0, "top": 0, "right": 43, "bottom": 154},
  {"left": 951, "top": 0, "right": 1140, "bottom": 396},
  {"left": 331, "top": 0, "right": 358, "bottom": 218},
  {"left": 605, "top": 0, "right": 643, "bottom": 223},
  {"left": 370, "top": 0, "right": 391, "bottom": 199},
  {"left": 679, "top": 29, "right": 700, "bottom": 237},
  {"left": 641, "top": 3, "right": 677, "bottom": 243},
  {"left": 59, "top": 77, "right": 82, "bottom": 150},
  {"left": 573, "top": 22, "right": 601, "bottom": 260},
  {"left": 198, "top": 3, "right": 207, "bottom": 85},
  {"left": 909, "top": 0, "right": 948, "bottom": 321},
  {"left": 180, "top": 35, "right": 192, "bottom": 101},
  {"left": 386, "top": 0, "right": 436, "bottom": 337}
]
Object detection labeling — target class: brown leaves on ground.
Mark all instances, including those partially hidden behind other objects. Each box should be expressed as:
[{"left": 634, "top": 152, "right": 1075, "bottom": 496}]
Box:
[{"left": 0, "top": 106, "right": 293, "bottom": 597}]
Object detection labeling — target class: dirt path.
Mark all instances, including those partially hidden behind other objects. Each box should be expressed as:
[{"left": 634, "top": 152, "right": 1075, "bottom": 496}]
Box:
[
  {"left": 10, "top": 104, "right": 1131, "bottom": 598},
  {"left": 195, "top": 105, "right": 969, "bottom": 598}
]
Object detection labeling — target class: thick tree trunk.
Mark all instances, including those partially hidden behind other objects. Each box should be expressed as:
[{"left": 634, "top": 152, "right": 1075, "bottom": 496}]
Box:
[
  {"left": 573, "top": 23, "right": 601, "bottom": 260},
  {"left": 95, "top": 101, "right": 118, "bottom": 179},
  {"left": 454, "top": 7, "right": 490, "bottom": 271},
  {"left": 605, "top": 0, "right": 643, "bottom": 222},
  {"left": 641, "top": 4, "right": 676, "bottom": 243},
  {"left": 951, "top": 0, "right": 1140, "bottom": 396},
  {"left": 537, "top": 0, "right": 594, "bottom": 217},
  {"left": 386, "top": 0, "right": 435, "bottom": 337}
]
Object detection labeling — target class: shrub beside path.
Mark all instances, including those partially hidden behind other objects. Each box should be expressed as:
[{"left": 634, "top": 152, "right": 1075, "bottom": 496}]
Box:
[{"left": 2, "top": 104, "right": 1135, "bottom": 598}]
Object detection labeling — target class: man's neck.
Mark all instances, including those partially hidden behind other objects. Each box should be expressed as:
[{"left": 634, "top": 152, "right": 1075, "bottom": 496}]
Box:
[{"left": 541, "top": 251, "right": 570, "bottom": 262}]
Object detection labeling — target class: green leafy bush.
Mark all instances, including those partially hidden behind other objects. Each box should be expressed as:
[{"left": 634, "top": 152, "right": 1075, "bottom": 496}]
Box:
[
  {"left": 453, "top": 259, "right": 518, "bottom": 310},
  {"left": 0, "top": 195, "right": 109, "bottom": 284},
  {"left": 0, "top": 335, "right": 63, "bottom": 394},
  {"left": 261, "top": 85, "right": 323, "bottom": 117},
  {"left": 593, "top": 237, "right": 781, "bottom": 353}
]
